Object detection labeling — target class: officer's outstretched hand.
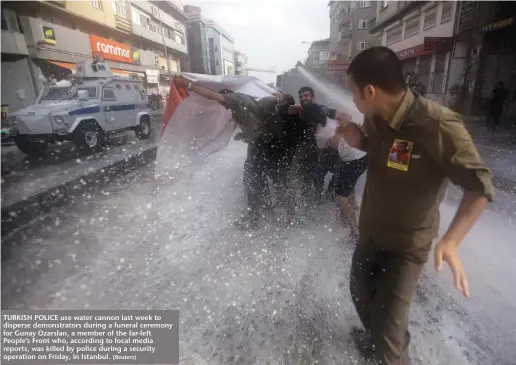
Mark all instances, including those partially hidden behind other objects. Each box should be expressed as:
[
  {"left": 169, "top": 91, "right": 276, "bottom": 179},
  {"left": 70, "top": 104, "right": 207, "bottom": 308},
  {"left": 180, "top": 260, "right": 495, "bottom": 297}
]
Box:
[
  {"left": 335, "top": 111, "right": 352, "bottom": 123},
  {"left": 434, "top": 240, "right": 470, "bottom": 298}
]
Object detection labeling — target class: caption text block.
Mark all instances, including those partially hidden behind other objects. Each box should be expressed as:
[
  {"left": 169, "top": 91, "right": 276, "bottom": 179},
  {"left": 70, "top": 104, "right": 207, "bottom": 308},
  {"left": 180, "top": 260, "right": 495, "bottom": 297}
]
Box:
[{"left": 1, "top": 310, "right": 179, "bottom": 364}]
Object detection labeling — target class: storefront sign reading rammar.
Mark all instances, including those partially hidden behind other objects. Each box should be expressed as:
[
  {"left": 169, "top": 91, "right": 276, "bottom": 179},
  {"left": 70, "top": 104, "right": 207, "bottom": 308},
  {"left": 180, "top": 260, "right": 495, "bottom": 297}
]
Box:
[
  {"left": 481, "top": 17, "right": 514, "bottom": 33},
  {"left": 89, "top": 34, "right": 132, "bottom": 63}
]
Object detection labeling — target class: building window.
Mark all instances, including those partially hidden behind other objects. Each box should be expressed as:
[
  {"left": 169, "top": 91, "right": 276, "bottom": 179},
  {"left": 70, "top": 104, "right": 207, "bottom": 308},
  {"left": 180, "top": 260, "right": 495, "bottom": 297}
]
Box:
[
  {"left": 174, "top": 31, "right": 185, "bottom": 45},
  {"left": 441, "top": 1, "right": 453, "bottom": 24},
  {"left": 319, "top": 50, "right": 330, "bottom": 61},
  {"left": 175, "top": 22, "right": 185, "bottom": 34},
  {"left": 92, "top": 0, "right": 103, "bottom": 11},
  {"left": 165, "top": 27, "right": 172, "bottom": 40},
  {"left": 221, "top": 36, "right": 233, "bottom": 52},
  {"left": 359, "top": 1, "right": 370, "bottom": 8},
  {"left": 132, "top": 7, "right": 162, "bottom": 34},
  {"left": 424, "top": 6, "right": 437, "bottom": 30},
  {"left": 358, "top": 18, "right": 368, "bottom": 29},
  {"left": 381, "top": 0, "right": 389, "bottom": 9},
  {"left": 404, "top": 16, "right": 420, "bottom": 38},
  {"left": 386, "top": 25, "right": 402, "bottom": 45},
  {"left": 1, "top": 8, "right": 20, "bottom": 32},
  {"left": 102, "top": 88, "right": 116, "bottom": 101},
  {"left": 358, "top": 40, "right": 368, "bottom": 51},
  {"left": 113, "top": 0, "right": 128, "bottom": 19}
]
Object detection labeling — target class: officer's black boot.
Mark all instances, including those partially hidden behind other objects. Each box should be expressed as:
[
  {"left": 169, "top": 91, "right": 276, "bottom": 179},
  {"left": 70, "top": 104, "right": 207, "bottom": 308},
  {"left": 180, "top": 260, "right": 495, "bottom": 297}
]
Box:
[{"left": 350, "top": 326, "right": 374, "bottom": 361}]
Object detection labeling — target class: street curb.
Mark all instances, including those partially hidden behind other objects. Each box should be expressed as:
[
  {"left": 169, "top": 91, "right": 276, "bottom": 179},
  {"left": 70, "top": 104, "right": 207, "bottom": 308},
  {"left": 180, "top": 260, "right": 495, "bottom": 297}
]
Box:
[{"left": 1, "top": 146, "right": 157, "bottom": 238}]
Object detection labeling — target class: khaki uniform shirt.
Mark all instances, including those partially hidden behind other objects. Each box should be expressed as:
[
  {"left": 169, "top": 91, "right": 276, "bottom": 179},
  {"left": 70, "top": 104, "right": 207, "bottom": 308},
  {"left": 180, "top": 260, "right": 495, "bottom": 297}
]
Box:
[{"left": 359, "top": 90, "right": 494, "bottom": 262}]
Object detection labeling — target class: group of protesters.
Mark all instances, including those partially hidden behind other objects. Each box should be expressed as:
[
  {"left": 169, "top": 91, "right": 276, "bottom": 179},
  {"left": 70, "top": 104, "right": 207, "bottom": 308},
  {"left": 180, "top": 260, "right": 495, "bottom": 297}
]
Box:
[
  {"left": 173, "top": 46, "right": 494, "bottom": 365},
  {"left": 173, "top": 75, "right": 366, "bottom": 235}
]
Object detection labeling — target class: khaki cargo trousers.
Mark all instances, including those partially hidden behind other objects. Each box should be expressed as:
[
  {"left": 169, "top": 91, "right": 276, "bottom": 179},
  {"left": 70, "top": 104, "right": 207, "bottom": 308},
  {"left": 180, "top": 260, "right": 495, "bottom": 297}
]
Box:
[{"left": 350, "top": 240, "right": 427, "bottom": 365}]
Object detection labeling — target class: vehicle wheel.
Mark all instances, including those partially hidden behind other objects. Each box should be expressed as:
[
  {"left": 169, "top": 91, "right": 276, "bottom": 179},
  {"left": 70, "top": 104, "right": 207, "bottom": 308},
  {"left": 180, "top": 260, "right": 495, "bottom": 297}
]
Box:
[
  {"left": 135, "top": 116, "right": 151, "bottom": 140},
  {"left": 74, "top": 122, "right": 104, "bottom": 152},
  {"left": 14, "top": 135, "right": 48, "bottom": 156}
]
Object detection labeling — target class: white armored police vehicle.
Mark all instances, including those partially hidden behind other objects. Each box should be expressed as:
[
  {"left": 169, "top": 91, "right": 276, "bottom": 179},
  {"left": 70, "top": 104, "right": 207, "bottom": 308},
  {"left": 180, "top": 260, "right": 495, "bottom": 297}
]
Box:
[{"left": 10, "top": 60, "right": 152, "bottom": 156}]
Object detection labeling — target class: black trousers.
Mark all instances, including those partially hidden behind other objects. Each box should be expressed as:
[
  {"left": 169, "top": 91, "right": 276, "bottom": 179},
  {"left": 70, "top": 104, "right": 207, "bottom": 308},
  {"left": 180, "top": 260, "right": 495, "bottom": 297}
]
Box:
[
  {"left": 243, "top": 144, "right": 269, "bottom": 220},
  {"left": 314, "top": 147, "right": 341, "bottom": 197},
  {"left": 243, "top": 141, "right": 293, "bottom": 219},
  {"left": 486, "top": 112, "right": 502, "bottom": 131}
]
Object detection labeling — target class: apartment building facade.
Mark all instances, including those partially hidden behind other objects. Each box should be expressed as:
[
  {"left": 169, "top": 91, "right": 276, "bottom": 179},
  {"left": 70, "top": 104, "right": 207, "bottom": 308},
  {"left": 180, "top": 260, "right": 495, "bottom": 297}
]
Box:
[
  {"left": 1, "top": 0, "right": 188, "bottom": 113},
  {"left": 305, "top": 39, "right": 330, "bottom": 74},
  {"left": 328, "top": 1, "right": 379, "bottom": 59},
  {"left": 371, "top": 1, "right": 457, "bottom": 105},
  {"left": 328, "top": 1, "right": 352, "bottom": 61},
  {"left": 350, "top": 1, "right": 379, "bottom": 56},
  {"left": 327, "top": 1, "right": 378, "bottom": 82},
  {"left": 184, "top": 5, "right": 235, "bottom": 76},
  {"left": 234, "top": 50, "right": 248, "bottom": 76}
]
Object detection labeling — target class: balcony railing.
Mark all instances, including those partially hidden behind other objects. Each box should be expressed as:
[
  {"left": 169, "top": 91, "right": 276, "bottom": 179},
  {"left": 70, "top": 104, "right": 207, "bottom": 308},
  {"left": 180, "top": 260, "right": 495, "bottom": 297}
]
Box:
[
  {"left": 337, "top": 29, "right": 352, "bottom": 44},
  {"left": 339, "top": 10, "right": 351, "bottom": 25}
]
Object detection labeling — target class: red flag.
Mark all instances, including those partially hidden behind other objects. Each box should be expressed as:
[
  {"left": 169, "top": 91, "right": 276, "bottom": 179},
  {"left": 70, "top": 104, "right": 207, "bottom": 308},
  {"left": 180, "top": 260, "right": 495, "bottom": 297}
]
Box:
[{"left": 162, "top": 82, "right": 189, "bottom": 137}]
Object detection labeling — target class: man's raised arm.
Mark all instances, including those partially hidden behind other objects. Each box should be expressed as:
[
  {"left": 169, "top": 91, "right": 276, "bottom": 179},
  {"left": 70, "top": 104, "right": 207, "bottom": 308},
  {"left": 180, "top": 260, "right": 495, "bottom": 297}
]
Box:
[{"left": 173, "top": 76, "right": 225, "bottom": 103}]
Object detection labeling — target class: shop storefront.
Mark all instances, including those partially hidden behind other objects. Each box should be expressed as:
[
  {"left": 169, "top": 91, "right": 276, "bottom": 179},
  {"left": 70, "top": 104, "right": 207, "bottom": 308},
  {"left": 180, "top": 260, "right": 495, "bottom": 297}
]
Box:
[
  {"left": 475, "top": 16, "right": 516, "bottom": 116},
  {"left": 396, "top": 37, "right": 453, "bottom": 103},
  {"left": 17, "top": 16, "right": 161, "bottom": 96},
  {"left": 327, "top": 60, "right": 350, "bottom": 82}
]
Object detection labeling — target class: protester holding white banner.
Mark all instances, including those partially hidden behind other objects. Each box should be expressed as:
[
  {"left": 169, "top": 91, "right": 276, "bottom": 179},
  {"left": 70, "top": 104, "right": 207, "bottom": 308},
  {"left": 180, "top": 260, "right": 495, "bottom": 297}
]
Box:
[
  {"left": 171, "top": 76, "right": 284, "bottom": 230},
  {"left": 155, "top": 73, "right": 275, "bottom": 178}
]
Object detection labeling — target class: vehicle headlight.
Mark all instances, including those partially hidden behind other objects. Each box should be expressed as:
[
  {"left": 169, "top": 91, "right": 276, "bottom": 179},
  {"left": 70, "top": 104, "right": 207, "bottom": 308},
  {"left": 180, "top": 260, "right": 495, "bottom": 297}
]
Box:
[{"left": 53, "top": 116, "right": 65, "bottom": 124}]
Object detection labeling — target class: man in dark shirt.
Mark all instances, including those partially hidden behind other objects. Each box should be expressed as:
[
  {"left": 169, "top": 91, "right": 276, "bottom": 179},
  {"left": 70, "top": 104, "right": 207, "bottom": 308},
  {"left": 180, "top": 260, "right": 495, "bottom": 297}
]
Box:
[
  {"left": 486, "top": 81, "right": 509, "bottom": 131},
  {"left": 172, "top": 76, "right": 284, "bottom": 229},
  {"left": 235, "top": 93, "right": 307, "bottom": 225},
  {"left": 295, "top": 87, "right": 341, "bottom": 204}
]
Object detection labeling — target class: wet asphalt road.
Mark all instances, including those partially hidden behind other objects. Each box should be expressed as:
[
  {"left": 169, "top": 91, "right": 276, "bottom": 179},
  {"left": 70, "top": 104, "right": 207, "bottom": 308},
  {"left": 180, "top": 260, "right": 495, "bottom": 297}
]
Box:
[{"left": 2, "top": 138, "right": 516, "bottom": 365}]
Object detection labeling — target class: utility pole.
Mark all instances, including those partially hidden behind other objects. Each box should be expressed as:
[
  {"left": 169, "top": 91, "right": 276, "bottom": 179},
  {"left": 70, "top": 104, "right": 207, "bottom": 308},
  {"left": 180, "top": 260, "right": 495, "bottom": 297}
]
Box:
[{"left": 156, "top": 1, "right": 172, "bottom": 79}]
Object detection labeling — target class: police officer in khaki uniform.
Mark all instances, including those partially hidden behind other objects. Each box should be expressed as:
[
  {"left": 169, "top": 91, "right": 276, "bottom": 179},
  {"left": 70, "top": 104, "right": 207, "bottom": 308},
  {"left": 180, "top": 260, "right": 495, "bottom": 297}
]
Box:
[{"left": 335, "top": 47, "right": 494, "bottom": 365}]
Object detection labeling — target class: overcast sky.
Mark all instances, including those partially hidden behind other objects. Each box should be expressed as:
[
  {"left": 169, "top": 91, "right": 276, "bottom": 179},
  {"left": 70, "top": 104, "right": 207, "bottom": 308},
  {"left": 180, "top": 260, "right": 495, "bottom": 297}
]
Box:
[{"left": 187, "top": 0, "right": 331, "bottom": 84}]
